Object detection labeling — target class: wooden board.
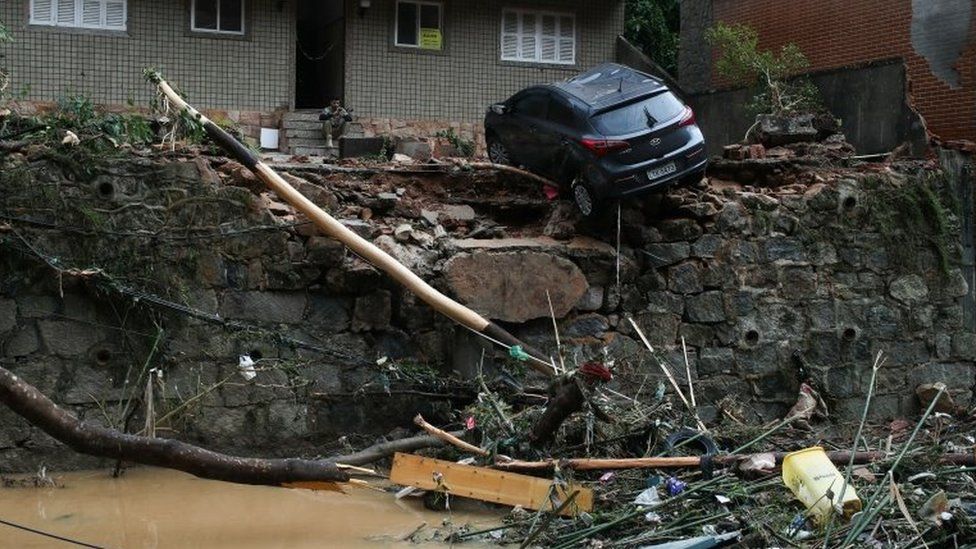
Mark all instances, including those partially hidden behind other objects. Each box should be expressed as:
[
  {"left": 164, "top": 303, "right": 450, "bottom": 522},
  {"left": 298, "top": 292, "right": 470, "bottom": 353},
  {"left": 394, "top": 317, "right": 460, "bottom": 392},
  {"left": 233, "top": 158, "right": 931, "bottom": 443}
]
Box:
[{"left": 389, "top": 453, "right": 593, "bottom": 516}]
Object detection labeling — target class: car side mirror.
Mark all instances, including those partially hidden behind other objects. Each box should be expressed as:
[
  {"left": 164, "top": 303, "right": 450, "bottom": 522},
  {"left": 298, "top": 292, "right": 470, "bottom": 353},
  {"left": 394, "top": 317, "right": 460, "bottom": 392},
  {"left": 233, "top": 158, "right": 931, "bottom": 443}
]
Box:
[{"left": 491, "top": 104, "right": 508, "bottom": 115}]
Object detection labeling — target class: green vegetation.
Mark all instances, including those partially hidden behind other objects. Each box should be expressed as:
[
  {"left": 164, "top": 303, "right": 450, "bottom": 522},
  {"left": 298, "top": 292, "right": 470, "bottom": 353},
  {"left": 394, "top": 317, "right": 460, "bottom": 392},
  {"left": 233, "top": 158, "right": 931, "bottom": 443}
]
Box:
[
  {"left": 865, "top": 172, "right": 960, "bottom": 276},
  {"left": 1, "top": 19, "right": 11, "bottom": 98},
  {"left": 434, "top": 128, "right": 475, "bottom": 157},
  {"left": 624, "top": 0, "right": 680, "bottom": 76},
  {"left": 705, "top": 23, "right": 821, "bottom": 116}
]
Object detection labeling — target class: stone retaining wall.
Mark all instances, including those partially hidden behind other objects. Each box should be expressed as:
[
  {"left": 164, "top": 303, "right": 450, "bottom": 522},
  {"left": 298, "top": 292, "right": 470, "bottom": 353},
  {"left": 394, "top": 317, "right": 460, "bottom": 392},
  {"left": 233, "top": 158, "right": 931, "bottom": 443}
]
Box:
[{"left": 1, "top": 150, "right": 972, "bottom": 471}]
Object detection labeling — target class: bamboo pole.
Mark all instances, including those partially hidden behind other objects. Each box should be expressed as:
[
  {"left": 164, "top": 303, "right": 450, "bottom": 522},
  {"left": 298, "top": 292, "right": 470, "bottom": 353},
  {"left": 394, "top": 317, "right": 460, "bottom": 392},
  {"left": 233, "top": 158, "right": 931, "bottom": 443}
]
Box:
[
  {"left": 494, "top": 451, "right": 976, "bottom": 472},
  {"left": 414, "top": 414, "right": 489, "bottom": 457},
  {"left": 146, "top": 71, "right": 554, "bottom": 377}
]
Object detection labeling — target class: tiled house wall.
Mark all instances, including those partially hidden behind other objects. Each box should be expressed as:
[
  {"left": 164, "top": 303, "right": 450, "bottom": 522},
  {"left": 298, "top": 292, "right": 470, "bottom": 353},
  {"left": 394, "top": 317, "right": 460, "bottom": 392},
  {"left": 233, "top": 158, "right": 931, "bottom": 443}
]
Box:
[
  {"left": 344, "top": 0, "right": 626, "bottom": 145},
  {"left": 680, "top": 0, "right": 976, "bottom": 143},
  {"left": 0, "top": 0, "right": 295, "bottom": 135}
]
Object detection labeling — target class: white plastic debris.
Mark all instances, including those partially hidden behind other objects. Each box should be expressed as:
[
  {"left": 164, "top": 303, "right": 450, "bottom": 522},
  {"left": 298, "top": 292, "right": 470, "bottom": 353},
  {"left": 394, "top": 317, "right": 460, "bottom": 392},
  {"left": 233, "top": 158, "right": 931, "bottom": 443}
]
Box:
[
  {"left": 62, "top": 130, "right": 80, "bottom": 146},
  {"left": 238, "top": 354, "right": 257, "bottom": 380},
  {"left": 715, "top": 495, "right": 732, "bottom": 504},
  {"left": 634, "top": 487, "right": 661, "bottom": 507}
]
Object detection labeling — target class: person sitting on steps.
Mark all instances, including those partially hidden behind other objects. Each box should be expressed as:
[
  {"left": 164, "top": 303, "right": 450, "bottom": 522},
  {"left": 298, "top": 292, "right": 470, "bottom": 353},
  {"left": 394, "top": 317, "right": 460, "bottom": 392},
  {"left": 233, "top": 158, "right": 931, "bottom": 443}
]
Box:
[{"left": 319, "top": 98, "right": 352, "bottom": 148}]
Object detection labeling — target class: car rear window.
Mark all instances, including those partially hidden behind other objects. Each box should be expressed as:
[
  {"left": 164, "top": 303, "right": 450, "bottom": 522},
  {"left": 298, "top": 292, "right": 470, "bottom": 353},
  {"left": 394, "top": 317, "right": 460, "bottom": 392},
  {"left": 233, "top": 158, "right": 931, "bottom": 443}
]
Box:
[{"left": 591, "top": 92, "right": 685, "bottom": 135}]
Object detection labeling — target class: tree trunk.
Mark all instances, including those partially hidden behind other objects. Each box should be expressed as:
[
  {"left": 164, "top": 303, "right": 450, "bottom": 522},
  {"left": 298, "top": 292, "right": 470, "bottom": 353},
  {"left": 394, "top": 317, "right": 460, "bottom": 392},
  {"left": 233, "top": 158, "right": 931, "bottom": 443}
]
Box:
[{"left": 0, "top": 366, "right": 350, "bottom": 485}]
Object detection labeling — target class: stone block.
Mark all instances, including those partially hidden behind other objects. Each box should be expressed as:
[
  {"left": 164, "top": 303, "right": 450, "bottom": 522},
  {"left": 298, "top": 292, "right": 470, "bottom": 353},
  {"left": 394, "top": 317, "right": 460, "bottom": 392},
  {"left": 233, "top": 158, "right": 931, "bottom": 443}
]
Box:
[
  {"left": 352, "top": 290, "right": 392, "bottom": 331},
  {"left": 691, "top": 234, "right": 723, "bottom": 258},
  {"left": 659, "top": 218, "right": 703, "bottom": 241},
  {"left": 951, "top": 332, "right": 976, "bottom": 360},
  {"left": 4, "top": 324, "right": 40, "bottom": 357},
  {"left": 16, "top": 295, "right": 59, "bottom": 318},
  {"left": 889, "top": 274, "right": 928, "bottom": 304},
  {"left": 668, "top": 261, "right": 703, "bottom": 294},
  {"left": 306, "top": 236, "right": 345, "bottom": 265},
  {"left": 37, "top": 320, "right": 104, "bottom": 357},
  {"left": 715, "top": 203, "right": 748, "bottom": 232},
  {"left": 443, "top": 251, "right": 588, "bottom": 323},
  {"left": 647, "top": 291, "right": 684, "bottom": 314},
  {"left": 307, "top": 295, "right": 351, "bottom": 333},
  {"left": 395, "top": 137, "right": 432, "bottom": 161},
  {"left": 762, "top": 237, "right": 804, "bottom": 262},
  {"left": 576, "top": 286, "right": 605, "bottom": 312},
  {"left": 628, "top": 312, "right": 680, "bottom": 347},
  {"left": 219, "top": 291, "right": 307, "bottom": 324},
  {"left": 0, "top": 299, "right": 16, "bottom": 333},
  {"left": 562, "top": 314, "right": 609, "bottom": 338},
  {"left": 685, "top": 291, "right": 725, "bottom": 323},
  {"left": 340, "top": 137, "right": 386, "bottom": 159},
  {"left": 698, "top": 347, "right": 734, "bottom": 376},
  {"left": 908, "top": 362, "right": 973, "bottom": 387},
  {"left": 644, "top": 242, "right": 690, "bottom": 267}
]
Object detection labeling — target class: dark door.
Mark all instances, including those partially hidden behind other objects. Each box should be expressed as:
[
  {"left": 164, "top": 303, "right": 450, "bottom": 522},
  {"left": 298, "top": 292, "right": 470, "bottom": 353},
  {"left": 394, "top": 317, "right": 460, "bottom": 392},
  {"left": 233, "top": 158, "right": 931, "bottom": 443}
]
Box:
[
  {"left": 535, "top": 94, "right": 578, "bottom": 182},
  {"left": 295, "top": 0, "right": 344, "bottom": 109},
  {"left": 507, "top": 90, "right": 550, "bottom": 170}
]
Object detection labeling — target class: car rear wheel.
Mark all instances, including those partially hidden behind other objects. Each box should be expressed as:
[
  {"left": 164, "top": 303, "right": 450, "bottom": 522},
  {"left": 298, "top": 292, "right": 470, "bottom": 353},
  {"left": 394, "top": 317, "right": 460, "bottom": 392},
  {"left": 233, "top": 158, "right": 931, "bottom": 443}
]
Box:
[
  {"left": 572, "top": 177, "right": 599, "bottom": 217},
  {"left": 487, "top": 137, "right": 510, "bottom": 165}
]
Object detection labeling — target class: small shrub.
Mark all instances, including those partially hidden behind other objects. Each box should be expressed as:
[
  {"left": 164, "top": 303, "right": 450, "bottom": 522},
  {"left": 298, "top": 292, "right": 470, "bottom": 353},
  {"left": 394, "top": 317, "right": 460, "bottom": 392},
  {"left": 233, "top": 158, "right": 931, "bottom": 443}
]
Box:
[
  {"left": 705, "top": 23, "right": 821, "bottom": 116},
  {"left": 434, "top": 128, "right": 475, "bottom": 157}
]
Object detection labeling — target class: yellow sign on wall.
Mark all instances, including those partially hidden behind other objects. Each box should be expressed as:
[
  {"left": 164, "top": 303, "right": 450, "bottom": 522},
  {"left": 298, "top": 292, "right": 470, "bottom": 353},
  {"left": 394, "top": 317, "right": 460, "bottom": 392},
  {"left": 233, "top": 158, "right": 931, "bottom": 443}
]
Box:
[{"left": 419, "top": 28, "right": 442, "bottom": 50}]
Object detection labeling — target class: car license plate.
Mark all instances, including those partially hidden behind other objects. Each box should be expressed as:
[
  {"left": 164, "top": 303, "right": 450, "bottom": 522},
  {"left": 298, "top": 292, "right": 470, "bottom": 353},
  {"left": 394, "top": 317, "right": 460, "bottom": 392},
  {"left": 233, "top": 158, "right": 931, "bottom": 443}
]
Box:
[{"left": 647, "top": 162, "right": 677, "bottom": 180}]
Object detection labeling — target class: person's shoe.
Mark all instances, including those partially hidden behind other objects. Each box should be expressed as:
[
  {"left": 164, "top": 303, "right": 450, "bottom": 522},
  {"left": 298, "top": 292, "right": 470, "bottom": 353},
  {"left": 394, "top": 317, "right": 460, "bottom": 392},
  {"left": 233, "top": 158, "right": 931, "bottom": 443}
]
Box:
[{"left": 325, "top": 136, "right": 334, "bottom": 148}]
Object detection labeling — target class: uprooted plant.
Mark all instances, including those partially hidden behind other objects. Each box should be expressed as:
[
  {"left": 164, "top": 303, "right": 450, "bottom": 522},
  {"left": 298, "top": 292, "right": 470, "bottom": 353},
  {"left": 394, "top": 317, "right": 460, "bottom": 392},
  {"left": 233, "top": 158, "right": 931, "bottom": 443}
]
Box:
[{"left": 705, "top": 23, "right": 822, "bottom": 117}]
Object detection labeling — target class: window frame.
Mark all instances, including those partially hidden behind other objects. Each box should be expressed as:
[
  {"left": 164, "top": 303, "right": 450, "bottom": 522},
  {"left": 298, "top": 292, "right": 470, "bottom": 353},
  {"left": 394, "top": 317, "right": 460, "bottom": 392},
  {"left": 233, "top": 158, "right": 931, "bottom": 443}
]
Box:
[
  {"left": 190, "top": 0, "right": 246, "bottom": 36},
  {"left": 29, "top": 0, "right": 128, "bottom": 32},
  {"left": 500, "top": 8, "right": 576, "bottom": 66},
  {"left": 394, "top": 0, "right": 443, "bottom": 50}
]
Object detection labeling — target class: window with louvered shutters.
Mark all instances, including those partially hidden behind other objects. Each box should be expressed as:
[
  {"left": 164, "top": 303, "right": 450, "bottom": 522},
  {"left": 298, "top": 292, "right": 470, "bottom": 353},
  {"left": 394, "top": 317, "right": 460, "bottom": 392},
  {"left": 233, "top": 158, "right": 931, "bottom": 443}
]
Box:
[
  {"left": 30, "top": 0, "right": 127, "bottom": 30},
  {"left": 500, "top": 8, "right": 574, "bottom": 65}
]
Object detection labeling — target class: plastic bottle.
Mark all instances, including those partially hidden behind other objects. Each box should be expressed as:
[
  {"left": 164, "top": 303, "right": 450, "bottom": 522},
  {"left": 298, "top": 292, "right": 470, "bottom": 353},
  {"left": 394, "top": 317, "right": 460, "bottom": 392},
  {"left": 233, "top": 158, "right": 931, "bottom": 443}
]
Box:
[{"left": 781, "top": 446, "right": 861, "bottom": 524}]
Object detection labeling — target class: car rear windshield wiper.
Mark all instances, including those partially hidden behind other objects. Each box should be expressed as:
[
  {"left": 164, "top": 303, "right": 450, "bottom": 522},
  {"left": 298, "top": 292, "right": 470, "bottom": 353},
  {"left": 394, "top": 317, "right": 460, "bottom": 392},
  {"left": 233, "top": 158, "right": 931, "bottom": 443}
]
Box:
[{"left": 643, "top": 105, "right": 657, "bottom": 128}]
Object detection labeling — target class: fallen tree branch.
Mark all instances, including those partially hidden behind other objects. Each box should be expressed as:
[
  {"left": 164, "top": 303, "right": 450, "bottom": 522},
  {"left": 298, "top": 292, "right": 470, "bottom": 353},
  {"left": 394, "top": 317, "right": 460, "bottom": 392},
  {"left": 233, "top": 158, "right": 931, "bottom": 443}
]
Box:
[
  {"left": 330, "top": 432, "right": 453, "bottom": 466},
  {"left": 448, "top": 160, "right": 561, "bottom": 188},
  {"left": 0, "top": 366, "right": 349, "bottom": 485},
  {"left": 414, "top": 413, "right": 488, "bottom": 456}
]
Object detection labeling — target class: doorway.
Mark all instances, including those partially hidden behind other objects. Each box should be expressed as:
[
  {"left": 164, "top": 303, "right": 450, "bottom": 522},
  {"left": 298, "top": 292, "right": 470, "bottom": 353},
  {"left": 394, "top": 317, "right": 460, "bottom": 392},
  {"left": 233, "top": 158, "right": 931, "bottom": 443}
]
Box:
[{"left": 295, "top": 0, "right": 344, "bottom": 109}]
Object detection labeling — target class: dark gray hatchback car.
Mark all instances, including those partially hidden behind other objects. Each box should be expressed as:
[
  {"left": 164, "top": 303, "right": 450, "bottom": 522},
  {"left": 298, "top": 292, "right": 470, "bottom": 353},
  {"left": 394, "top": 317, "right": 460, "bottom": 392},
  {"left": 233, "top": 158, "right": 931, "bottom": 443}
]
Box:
[{"left": 484, "top": 63, "right": 707, "bottom": 215}]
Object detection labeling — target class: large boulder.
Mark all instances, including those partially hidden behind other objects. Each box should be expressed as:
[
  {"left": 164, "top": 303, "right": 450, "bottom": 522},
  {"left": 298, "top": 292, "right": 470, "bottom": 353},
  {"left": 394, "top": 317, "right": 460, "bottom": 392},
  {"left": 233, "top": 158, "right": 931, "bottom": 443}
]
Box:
[{"left": 444, "top": 251, "right": 588, "bottom": 322}]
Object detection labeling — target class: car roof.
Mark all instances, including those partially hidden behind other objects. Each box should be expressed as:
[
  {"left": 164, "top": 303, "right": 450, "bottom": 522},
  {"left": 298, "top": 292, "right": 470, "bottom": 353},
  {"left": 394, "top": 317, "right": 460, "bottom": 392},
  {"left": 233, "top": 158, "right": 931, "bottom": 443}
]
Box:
[{"left": 551, "top": 63, "right": 667, "bottom": 111}]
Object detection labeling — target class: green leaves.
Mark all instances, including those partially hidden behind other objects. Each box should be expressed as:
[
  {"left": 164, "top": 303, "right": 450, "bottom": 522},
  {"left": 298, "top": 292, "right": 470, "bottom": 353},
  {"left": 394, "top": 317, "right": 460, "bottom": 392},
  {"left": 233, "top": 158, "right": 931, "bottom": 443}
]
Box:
[
  {"left": 705, "top": 23, "right": 820, "bottom": 115},
  {"left": 624, "top": 0, "right": 680, "bottom": 75}
]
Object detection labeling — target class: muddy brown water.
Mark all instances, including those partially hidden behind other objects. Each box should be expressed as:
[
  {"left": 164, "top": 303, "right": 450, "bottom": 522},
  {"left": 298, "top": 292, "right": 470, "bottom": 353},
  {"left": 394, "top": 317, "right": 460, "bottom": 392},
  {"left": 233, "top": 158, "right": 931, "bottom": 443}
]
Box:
[{"left": 0, "top": 468, "right": 503, "bottom": 548}]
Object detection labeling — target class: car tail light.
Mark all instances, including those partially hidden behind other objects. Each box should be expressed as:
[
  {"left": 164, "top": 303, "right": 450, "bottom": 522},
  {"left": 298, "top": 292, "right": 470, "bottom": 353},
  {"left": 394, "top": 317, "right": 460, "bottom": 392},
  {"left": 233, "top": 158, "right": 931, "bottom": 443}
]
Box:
[
  {"left": 678, "top": 106, "right": 696, "bottom": 128},
  {"left": 580, "top": 138, "right": 630, "bottom": 158}
]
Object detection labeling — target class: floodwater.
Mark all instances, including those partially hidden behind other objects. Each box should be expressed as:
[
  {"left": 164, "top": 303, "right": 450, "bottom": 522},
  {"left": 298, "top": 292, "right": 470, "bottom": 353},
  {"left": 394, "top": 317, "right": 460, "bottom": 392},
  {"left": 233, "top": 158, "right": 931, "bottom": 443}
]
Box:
[{"left": 0, "top": 468, "right": 503, "bottom": 548}]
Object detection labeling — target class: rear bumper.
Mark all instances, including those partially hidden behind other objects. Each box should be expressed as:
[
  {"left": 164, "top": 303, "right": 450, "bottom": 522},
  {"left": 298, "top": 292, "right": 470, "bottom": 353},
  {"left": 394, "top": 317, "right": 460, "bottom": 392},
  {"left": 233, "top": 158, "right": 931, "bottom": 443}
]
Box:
[{"left": 598, "top": 141, "right": 708, "bottom": 199}]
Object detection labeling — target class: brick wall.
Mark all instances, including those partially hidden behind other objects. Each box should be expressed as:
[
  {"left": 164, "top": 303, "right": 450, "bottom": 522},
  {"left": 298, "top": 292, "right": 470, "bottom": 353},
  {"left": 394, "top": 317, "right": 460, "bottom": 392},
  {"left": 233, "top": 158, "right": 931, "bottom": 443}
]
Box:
[
  {"left": 708, "top": 0, "right": 976, "bottom": 142},
  {"left": 0, "top": 0, "right": 295, "bottom": 131},
  {"left": 343, "top": 0, "right": 626, "bottom": 124}
]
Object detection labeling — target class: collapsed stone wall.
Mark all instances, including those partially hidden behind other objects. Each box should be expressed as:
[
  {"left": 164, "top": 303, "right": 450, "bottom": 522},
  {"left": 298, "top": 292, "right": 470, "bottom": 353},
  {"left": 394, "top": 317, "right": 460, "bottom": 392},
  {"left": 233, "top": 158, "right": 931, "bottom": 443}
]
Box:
[{"left": 0, "top": 147, "right": 972, "bottom": 471}]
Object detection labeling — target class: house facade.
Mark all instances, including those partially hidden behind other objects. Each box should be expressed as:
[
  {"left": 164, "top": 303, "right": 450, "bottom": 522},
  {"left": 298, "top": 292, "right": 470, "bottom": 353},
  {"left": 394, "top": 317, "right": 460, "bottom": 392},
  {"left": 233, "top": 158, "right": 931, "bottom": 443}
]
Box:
[
  {"left": 679, "top": 0, "right": 976, "bottom": 144},
  {"left": 1, "top": 0, "right": 625, "bottom": 149}
]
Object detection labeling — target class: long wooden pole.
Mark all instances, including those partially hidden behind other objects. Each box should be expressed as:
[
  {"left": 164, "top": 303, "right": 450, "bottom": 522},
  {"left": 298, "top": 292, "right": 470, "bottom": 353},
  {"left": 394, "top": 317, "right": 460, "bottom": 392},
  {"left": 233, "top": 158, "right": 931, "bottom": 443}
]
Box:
[
  {"left": 494, "top": 451, "right": 976, "bottom": 472},
  {"left": 147, "top": 72, "right": 553, "bottom": 377}
]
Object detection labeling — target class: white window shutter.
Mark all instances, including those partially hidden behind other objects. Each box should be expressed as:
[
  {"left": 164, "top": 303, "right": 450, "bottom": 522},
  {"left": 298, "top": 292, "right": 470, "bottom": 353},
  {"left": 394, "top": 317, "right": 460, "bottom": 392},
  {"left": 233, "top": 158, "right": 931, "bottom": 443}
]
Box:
[
  {"left": 32, "top": 0, "right": 55, "bottom": 23},
  {"left": 502, "top": 11, "right": 518, "bottom": 34},
  {"left": 56, "top": 0, "right": 78, "bottom": 25},
  {"left": 502, "top": 34, "right": 518, "bottom": 60},
  {"left": 519, "top": 13, "right": 537, "bottom": 60},
  {"left": 540, "top": 15, "right": 557, "bottom": 62},
  {"left": 105, "top": 0, "right": 125, "bottom": 28},
  {"left": 559, "top": 16, "right": 575, "bottom": 63},
  {"left": 82, "top": 0, "right": 101, "bottom": 26}
]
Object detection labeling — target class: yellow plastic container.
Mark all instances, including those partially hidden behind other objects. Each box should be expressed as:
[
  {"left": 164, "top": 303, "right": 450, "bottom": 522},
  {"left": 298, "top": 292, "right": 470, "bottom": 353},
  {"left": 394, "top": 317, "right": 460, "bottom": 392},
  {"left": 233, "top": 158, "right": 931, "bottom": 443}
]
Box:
[{"left": 782, "top": 446, "right": 861, "bottom": 524}]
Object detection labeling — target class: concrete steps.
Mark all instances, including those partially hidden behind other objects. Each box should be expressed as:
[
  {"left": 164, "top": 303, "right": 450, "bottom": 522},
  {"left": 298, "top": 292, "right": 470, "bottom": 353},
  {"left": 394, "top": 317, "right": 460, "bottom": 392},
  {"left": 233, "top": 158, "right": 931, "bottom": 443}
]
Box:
[{"left": 281, "top": 109, "right": 367, "bottom": 156}]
